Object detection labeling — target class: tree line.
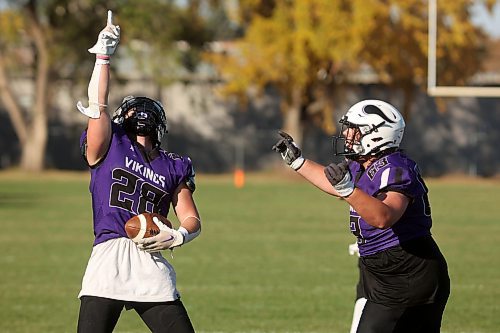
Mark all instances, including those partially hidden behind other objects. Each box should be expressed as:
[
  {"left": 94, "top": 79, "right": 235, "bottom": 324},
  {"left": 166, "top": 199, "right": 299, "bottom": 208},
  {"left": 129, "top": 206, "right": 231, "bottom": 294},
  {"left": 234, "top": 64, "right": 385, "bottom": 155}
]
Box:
[{"left": 0, "top": 0, "right": 495, "bottom": 171}]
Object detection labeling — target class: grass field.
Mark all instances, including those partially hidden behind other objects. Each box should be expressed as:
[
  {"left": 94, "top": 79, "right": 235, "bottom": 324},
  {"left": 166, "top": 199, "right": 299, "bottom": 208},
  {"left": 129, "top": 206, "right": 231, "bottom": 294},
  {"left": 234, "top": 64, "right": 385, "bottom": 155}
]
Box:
[{"left": 0, "top": 171, "right": 499, "bottom": 333}]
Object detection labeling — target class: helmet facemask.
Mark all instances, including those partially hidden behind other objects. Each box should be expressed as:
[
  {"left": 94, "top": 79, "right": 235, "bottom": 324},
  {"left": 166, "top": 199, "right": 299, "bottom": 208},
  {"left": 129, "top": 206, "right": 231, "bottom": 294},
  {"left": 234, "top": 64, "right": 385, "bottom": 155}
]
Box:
[
  {"left": 332, "top": 118, "right": 364, "bottom": 157},
  {"left": 112, "top": 96, "right": 167, "bottom": 147}
]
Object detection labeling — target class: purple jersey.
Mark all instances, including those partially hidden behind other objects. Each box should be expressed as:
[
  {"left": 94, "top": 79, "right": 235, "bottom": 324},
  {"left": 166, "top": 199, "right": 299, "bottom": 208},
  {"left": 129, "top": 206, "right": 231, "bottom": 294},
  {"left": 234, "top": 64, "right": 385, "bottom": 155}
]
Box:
[
  {"left": 80, "top": 124, "right": 195, "bottom": 246},
  {"left": 348, "top": 151, "right": 432, "bottom": 256}
]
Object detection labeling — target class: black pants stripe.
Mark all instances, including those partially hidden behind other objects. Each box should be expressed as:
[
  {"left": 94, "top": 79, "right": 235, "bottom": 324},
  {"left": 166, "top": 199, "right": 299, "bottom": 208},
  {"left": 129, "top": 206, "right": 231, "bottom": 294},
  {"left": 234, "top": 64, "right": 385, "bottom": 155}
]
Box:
[{"left": 77, "top": 296, "right": 195, "bottom": 333}]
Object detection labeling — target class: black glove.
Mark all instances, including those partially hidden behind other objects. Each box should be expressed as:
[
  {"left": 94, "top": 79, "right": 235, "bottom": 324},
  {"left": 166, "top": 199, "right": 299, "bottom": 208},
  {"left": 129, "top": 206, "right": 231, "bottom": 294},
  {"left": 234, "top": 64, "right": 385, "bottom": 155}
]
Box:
[
  {"left": 272, "top": 131, "right": 305, "bottom": 170},
  {"left": 324, "top": 161, "right": 354, "bottom": 197}
]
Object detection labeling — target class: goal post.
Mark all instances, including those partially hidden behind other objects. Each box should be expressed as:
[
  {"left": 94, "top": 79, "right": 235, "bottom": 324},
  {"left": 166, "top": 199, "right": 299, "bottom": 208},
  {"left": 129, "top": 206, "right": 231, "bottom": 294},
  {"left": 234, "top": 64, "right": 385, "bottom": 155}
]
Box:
[{"left": 427, "top": 0, "right": 500, "bottom": 97}]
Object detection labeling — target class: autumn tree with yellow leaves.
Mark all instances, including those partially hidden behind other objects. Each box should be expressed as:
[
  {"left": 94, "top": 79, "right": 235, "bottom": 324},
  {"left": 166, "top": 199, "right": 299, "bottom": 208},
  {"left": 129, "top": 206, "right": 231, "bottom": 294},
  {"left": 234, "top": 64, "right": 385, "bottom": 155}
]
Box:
[{"left": 207, "top": 0, "right": 492, "bottom": 143}]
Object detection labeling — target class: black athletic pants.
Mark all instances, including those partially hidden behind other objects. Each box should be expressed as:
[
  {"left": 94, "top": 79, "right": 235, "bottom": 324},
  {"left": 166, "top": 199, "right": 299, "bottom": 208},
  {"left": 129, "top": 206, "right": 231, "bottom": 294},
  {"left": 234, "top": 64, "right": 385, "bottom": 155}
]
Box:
[
  {"left": 77, "top": 296, "right": 195, "bottom": 333},
  {"left": 356, "top": 298, "right": 448, "bottom": 333},
  {"left": 356, "top": 236, "right": 450, "bottom": 333}
]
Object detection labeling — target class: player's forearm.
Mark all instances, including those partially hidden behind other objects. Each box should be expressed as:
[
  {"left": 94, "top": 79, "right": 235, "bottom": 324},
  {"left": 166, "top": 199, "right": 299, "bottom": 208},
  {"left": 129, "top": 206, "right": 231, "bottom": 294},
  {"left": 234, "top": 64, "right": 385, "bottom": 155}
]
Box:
[
  {"left": 176, "top": 213, "right": 201, "bottom": 245},
  {"left": 87, "top": 56, "right": 110, "bottom": 114},
  {"left": 97, "top": 59, "right": 110, "bottom": 111},
  {"left": 85, "top": 59, "right": 112, "bottom": 164},
  {"left": 297, "top": 159, "right": 342, "bottom": 197},
  {"left": 173, "top": 185, "right": 202, "bottom": 244},
  {"left": 176, "top": 192, "right": 201, "bottom": 234},
  {"left": 180, "top": 215, "right": 201, "bottom": 234}
]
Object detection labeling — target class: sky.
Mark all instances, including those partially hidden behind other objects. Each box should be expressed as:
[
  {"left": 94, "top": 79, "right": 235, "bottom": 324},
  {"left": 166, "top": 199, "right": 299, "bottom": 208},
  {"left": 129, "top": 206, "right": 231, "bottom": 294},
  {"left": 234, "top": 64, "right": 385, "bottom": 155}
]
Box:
[{"left": 471, "top": 1, "right": 500, "bottom": 38}]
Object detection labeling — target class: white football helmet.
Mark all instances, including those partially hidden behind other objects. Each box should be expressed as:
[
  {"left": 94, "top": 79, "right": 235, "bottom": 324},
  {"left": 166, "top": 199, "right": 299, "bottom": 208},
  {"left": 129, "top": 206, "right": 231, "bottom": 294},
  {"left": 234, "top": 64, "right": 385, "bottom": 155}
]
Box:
[{"left": 333, "top": 99, "right": 405, "bottom": 158}]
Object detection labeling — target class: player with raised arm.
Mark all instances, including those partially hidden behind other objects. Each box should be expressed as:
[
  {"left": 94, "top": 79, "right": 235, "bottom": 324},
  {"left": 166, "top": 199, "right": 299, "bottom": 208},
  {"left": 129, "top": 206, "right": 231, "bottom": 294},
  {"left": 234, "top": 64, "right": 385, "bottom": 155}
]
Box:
[
  {"left": 273, "top": 100, "right": 450, "bottom": 333},
  {"left": 76, "top": 11, "right": 201, "bottom": 333}
]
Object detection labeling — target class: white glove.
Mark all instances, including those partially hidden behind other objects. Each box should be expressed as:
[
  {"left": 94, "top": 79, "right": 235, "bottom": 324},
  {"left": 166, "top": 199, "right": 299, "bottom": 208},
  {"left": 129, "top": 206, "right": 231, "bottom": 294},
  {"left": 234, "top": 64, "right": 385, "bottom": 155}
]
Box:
[
  {"left": 88, "top": 10, "right": 120, "bottom": 56},
  {"left": 136, "top": 216, "right": 184, "bottom": 253},
  {"left": 324, "top": 161, "right": 355, "bottom": 197}
]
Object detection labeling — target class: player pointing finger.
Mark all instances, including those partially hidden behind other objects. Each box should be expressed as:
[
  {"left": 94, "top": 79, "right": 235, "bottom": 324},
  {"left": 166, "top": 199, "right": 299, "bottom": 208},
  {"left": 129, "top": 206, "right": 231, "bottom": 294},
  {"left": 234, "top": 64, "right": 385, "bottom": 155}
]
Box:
[{"left": 273, "top": 100, "right": 450, "bottom": 332}]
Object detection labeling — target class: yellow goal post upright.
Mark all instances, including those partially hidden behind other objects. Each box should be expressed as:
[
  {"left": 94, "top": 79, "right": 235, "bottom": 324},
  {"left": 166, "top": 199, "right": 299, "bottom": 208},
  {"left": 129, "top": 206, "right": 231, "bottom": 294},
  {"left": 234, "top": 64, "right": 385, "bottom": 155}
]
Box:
[{"left": 427, "top": 0, "right": 500, "bottom": 97}]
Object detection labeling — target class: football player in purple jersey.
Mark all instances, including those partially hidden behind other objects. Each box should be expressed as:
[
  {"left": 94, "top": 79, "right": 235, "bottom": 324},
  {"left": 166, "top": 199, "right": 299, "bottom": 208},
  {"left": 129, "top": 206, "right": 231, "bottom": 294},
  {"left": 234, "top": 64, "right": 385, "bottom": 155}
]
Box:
[
  {"left": 75, "top": 11, "right": 201, "bottom": 333},
  {"left": 273, "top": 100, "right": 449, "bottom": 333}
]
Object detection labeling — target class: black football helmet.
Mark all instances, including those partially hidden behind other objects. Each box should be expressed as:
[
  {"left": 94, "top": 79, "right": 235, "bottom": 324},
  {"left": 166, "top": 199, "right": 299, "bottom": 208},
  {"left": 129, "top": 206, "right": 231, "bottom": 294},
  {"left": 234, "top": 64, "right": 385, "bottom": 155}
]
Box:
[{"left": 112, "top": 96, "right": 167, "bottom": 147}]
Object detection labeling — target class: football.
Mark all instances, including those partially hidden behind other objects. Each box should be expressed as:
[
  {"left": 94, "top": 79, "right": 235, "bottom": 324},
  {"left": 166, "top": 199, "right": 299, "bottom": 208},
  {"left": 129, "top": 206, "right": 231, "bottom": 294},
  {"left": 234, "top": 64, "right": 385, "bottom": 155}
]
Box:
[{"left": 125, "top": 212, "right": 172, "bottom": 242}]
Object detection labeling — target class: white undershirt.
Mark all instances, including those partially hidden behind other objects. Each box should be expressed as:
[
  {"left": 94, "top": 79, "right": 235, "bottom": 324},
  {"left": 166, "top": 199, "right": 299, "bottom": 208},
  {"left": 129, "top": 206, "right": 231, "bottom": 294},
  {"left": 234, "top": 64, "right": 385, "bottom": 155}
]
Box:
[{"left": 78, "top": 237, "right": 180, "bottom": 302}]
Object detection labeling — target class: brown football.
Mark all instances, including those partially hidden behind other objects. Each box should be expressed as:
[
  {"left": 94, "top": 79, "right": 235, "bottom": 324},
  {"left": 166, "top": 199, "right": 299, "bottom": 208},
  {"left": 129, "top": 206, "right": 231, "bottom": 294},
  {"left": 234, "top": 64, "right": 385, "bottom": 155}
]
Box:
[{"left": 125, "top": 212, "right": 172, "bottom": 242}]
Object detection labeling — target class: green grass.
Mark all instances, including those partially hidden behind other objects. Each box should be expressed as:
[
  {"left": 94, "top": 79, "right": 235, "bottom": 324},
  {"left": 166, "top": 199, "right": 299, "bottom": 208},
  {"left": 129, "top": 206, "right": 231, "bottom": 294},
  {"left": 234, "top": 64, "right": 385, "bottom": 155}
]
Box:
[{"left": 0, "top": 172, "right": 499, "bottom": 333}]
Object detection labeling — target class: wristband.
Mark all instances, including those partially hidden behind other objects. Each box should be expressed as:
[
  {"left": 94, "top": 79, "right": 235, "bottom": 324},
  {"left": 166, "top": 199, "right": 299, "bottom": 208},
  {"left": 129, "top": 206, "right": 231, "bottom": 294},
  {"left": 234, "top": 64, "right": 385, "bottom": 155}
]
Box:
[
  {"left": 178, "top": 226, "right": 201, "bottom": 244},
  {"left": 334, "top": 172, "right": 355, "bottom": 197},
  {"left": 95, "top": 59, "right": 110, "bottom": 65},
  {"left": 178, "top": 216, "right": 201, "bottom": 244},
  {"left": 290, "top": 156, "right": 305, "bottom": 171},
  {"left": 96, "top": 55, "right": 110, "bottom": 65}
]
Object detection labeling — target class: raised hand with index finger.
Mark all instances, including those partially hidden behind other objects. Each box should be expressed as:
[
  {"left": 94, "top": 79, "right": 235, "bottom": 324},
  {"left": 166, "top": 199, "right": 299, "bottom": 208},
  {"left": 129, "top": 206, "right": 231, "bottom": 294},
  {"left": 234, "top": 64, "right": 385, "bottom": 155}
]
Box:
[
  {"left": 77, "top": 10, "right": 120, "bottom": 119},
  {"left": 272, "top": 130, "right": 305, "bottom": 170},
  {"left": 88, "top": 10, "right": 121, "bottom": 56}
]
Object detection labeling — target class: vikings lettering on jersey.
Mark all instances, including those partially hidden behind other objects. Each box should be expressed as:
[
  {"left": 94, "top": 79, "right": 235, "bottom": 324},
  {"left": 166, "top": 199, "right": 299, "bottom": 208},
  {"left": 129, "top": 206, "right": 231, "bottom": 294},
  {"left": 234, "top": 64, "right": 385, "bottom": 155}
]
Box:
[
  {"left": 80, "top": 124, "right": 195, "bottom": 246},
  {"left": 349, "top": 151, "right": 432, "bottom": 256}
]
